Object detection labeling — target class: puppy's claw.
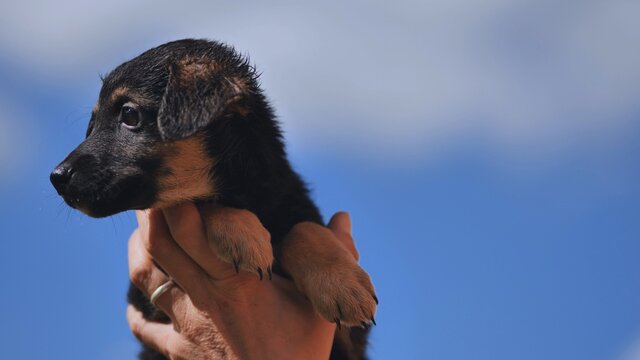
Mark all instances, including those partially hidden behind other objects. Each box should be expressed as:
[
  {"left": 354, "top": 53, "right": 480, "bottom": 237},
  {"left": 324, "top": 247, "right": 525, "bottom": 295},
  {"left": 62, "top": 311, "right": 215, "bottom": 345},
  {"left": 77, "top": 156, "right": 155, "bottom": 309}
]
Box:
[
  {"left": 267, "top": 266, "right": 272, "bottom": 280},
  {"left": 202, "top": 206, "right": 273, "bottom": 280},
  {"left": 301, "top": 259, "right": 377, "bottom": 327},
  {"left": 361, "top": 321, "right": 369, "bottom": 329},
  {"left": 335, "top": 319, "right": 341, "bottom": 330},
  {"left": 370, "top": 316, "right": 376, "bottom": 326},
  {"left": 373, "top": 294, "right": 379, "bottom": 305}
]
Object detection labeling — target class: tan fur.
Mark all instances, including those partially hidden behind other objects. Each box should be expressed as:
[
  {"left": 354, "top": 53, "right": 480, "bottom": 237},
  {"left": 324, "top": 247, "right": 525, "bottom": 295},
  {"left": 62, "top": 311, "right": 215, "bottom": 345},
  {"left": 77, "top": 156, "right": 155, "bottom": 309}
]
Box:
[
  {"left": 152, "top": 132, "right": 273, "bottom": 277},
  {"left": 281, "top": 222, "right": 377, "bottom": 327},
  {"left": 199, "top": 204, "right": 274, "bottom": 277},
  {"left": 153, "top": 135, "right": 216, "bottom": 208},
  {"left": 109, "top": 86, "right": 131, "bottom": 103},
  {"left": 175, "top": 57, "right": 246, "bottom": 91},
  {"left": 174, "top": 58, "right": 250, "bottom": 116},
  {"left": 176, "top": 57, "right": 219, "bottom": 85},
  {"left": 104, "top": 86, "right": 154, "bottom": 109},
  {"left": 223, "top": 76, "right": 251, "bottom": 115}
]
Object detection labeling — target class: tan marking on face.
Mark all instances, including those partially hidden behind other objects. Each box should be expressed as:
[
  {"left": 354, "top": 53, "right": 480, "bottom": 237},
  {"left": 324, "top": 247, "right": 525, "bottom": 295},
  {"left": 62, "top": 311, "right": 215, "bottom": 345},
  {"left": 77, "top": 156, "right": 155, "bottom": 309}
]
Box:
[
  {"left": 109, "top": 86, "right": 131, "bottom": 103},
  {"left": 153, "top": 135, "right": 216, "bottom": 208},
  {"left": 104, "top": 86, "right": 152, "bottom": 110}
]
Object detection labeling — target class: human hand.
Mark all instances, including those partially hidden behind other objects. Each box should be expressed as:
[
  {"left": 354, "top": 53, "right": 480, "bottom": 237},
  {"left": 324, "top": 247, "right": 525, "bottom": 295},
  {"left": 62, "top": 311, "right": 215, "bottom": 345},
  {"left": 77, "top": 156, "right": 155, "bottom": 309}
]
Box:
[{"left": 127, "top": 203, "right": 359, "bottom": 360}]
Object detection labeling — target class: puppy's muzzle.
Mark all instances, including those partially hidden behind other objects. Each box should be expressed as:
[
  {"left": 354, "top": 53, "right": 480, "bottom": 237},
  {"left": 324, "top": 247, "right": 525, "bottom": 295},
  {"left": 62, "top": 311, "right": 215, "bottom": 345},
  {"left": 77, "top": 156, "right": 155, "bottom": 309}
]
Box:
[
  {"left": 50, "top": 153, "right": 99, "bottom": 211},
  {"left": 50, "top": 152, "right": 98, "bottom": 199},
  {"left": 51, "top": 147, "right": 155, "bottom": 218},
  {"left": 50, "top": 163, "right": 75, "bottom": 196}
]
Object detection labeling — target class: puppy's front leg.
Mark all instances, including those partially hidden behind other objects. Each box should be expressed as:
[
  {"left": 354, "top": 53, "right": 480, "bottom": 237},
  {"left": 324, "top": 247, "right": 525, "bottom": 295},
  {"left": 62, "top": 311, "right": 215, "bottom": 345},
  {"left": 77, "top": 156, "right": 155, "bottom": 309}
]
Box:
[
  {"left": 280, "top": 222, "right": 377, "bottom": 327},
  {"left": 198, "top": 204, "right": 274, "bottom": 279}
]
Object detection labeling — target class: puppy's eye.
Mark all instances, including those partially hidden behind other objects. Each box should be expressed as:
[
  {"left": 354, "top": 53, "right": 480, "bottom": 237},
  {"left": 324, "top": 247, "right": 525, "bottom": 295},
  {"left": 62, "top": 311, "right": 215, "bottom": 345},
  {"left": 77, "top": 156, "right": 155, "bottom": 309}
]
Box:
[{"left": 120, "top": 104, "right": 141, "bottom": 129}]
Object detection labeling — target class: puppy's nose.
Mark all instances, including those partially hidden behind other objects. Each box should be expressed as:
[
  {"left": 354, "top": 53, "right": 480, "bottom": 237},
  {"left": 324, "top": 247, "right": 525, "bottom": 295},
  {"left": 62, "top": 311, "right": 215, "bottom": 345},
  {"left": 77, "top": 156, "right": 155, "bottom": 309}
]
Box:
[{"left": 50, "top": 164, "right": 75, "bottom": 196}]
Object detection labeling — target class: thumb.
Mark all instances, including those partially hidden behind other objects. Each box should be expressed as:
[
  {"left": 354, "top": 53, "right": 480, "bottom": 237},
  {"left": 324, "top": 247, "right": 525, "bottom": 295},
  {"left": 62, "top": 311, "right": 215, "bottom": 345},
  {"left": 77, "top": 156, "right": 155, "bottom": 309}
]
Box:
[{"left": 328, "top": 212, "right": 359, "bottom": 261}]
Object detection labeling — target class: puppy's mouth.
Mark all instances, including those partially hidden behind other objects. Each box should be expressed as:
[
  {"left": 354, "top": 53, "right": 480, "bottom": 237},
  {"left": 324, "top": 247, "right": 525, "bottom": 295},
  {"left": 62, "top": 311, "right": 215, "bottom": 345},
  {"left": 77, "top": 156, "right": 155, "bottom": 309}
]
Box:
[{"left": 62, "top": 175, "right": 154, "bottom": 218}]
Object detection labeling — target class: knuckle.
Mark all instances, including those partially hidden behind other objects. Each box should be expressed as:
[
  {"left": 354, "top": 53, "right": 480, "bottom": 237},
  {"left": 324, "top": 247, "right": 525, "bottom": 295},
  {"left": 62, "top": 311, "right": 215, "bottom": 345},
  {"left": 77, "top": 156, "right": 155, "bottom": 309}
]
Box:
[
  {"left": 129, "top": 265, "right": 151, "bottom": 289},
  {"left": 144, "top": 233, "right": 164, "bottom": 256},
  {"left": 129, "top": 318, "right": 142, "bottom": 339}
]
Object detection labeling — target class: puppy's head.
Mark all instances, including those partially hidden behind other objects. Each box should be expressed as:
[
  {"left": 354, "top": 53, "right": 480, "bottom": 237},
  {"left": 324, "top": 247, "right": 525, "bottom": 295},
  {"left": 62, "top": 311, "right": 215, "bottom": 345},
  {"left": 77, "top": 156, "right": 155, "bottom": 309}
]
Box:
[{"left": 50, "top": 39, "right": 259, "bottom": 217}]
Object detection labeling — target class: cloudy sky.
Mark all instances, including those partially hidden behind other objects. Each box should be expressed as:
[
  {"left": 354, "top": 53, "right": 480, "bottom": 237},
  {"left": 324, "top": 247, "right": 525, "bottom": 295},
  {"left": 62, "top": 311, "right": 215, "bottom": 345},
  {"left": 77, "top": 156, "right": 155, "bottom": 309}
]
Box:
[
  {"left": 0, "top": 1, "right": 638, "bottom": 359},
  {"left": 2, "top": 0, "right": 639, "bottom": 164}
]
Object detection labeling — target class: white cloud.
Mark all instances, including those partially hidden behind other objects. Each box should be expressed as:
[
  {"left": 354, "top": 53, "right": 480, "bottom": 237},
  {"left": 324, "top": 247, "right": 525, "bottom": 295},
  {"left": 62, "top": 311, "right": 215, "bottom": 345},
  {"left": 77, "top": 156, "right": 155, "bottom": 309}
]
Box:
[
  {"left": 619, "top": 335, "right": 640, "bottom": 360},
  {"left": 1, "top": 0, "right": 638, "bottom": 163}
]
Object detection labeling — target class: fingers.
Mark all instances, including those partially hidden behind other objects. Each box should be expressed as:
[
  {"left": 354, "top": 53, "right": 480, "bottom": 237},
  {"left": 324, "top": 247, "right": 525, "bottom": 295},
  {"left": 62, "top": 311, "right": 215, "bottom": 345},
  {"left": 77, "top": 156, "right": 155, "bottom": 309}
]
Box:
[
  {"left": 134, "top": 209, "right": 209, "bottom": 300},
  {"left": 328, "top": 211, "right": 352, "bottom": 234},
  {"left": 128, "top": 227, "right": 185, "bottom": 318},
  {"left": 127, "top": 305, "right": 175, "bottom": 356},
  {"left": 162, "top": 203, "right": 236, "bottom": 280},
  {"left": 328, "top": 212, "right": 359, "bottom": 261}
]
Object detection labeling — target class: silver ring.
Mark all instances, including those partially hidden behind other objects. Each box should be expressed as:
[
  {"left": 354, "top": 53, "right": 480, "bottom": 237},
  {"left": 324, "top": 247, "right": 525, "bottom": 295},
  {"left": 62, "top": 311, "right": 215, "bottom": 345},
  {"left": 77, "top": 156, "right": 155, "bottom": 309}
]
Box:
[{"left": 150, "top": 279, "right": 175, "bottom": 305}]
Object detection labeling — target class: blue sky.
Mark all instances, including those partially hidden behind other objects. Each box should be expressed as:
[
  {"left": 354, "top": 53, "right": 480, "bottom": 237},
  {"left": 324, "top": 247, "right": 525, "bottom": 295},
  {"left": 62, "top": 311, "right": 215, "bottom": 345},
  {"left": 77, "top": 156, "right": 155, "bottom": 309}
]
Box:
[{"left": 0, "top": 1, "right": 639, "bottom": 359}]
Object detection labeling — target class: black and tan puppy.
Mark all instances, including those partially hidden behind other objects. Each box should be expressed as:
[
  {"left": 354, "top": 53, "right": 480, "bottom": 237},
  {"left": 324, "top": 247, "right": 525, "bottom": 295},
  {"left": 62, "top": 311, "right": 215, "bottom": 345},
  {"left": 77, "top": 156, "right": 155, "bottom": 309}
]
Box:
[{"left": 50, "top": 39, "right": 377, "bottom": 359}]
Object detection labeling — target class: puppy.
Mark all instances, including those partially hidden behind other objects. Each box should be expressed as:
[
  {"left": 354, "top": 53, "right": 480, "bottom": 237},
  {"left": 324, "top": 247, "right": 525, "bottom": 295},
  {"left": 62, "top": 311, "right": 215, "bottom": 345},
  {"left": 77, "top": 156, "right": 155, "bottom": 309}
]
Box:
[{"left": 50, "top": 39, "right": 377, "bottom": 360}]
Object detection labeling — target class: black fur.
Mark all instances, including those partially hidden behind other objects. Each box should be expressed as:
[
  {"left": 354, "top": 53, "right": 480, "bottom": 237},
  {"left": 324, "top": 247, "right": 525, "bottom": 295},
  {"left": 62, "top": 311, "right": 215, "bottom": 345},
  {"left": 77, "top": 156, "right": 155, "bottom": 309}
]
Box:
[{"left": 51, "top": 39, "right": 370, "bottom": 359}]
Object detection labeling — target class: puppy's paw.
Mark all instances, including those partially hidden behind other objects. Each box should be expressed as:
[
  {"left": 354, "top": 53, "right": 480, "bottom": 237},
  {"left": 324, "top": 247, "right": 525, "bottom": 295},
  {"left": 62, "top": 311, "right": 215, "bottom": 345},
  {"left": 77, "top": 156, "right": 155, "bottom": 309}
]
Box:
[
  {"left": 200, "top": 205, "right": 274, "bottom": 279},
  {"left": 281, "top": 221, "right": 378, "bottom": 327},
  {"left": 304, "top": 259, "right": 378, "bottom": 328}
]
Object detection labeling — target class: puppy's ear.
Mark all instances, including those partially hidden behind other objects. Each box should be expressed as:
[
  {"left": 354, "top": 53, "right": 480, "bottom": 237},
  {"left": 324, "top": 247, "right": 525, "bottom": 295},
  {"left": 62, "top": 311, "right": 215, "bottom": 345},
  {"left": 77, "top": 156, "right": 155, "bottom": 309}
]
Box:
[{"left": 157, "top": 59, "right": 244, "bottom": 141}]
